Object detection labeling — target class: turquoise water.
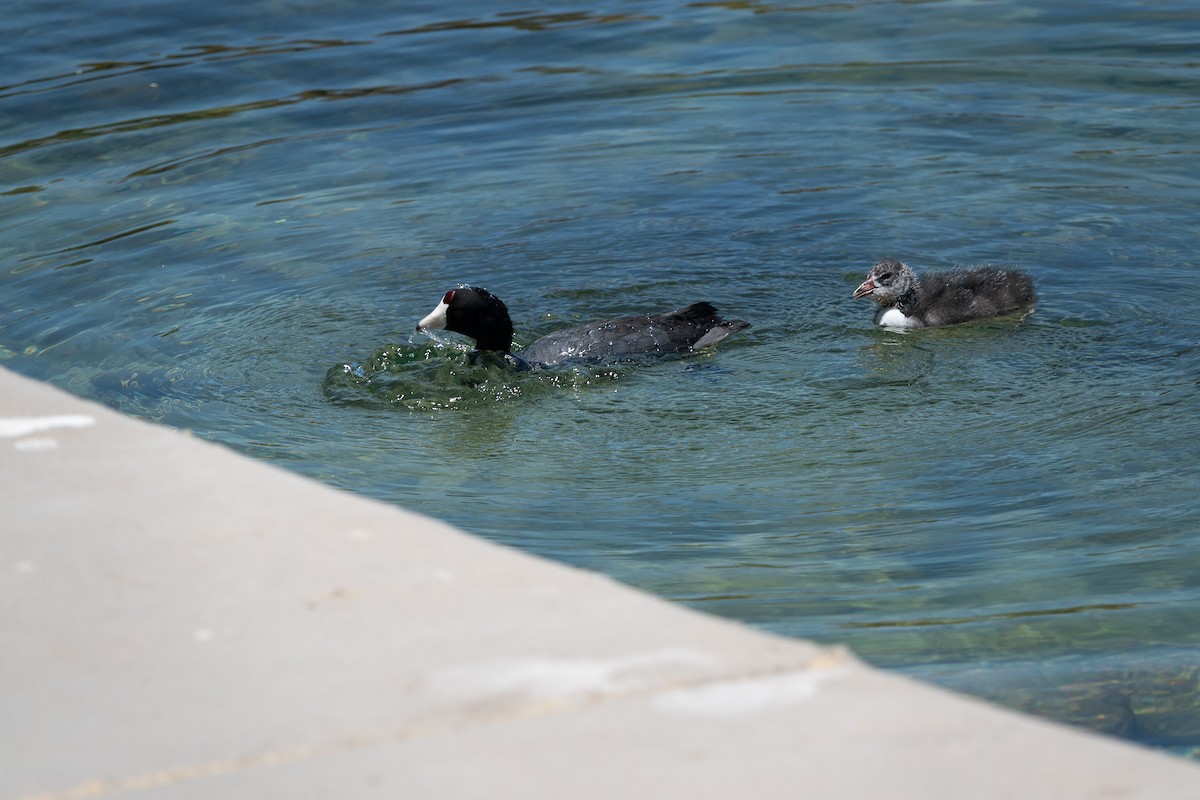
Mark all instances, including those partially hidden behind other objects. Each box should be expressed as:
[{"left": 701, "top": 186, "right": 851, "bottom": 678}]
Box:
[{"left": 4, "top": 0, "right": 1200, "bottom": 754}]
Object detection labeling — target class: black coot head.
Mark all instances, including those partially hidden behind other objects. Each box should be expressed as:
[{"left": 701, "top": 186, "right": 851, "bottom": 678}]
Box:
[{"left": 417, "top": 286, "right": 514, "bottom": 352}]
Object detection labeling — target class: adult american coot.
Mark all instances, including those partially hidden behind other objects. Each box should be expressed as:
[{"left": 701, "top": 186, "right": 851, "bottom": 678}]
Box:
[
  {"left": 416, "top": 286, "right": 749, "bottom": 368},
  {"left": 852, "top": 258, "right": 1035, "bottom": 328}
]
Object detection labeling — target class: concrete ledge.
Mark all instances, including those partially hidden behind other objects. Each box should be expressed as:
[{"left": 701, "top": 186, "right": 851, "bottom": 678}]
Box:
[{"left": 3, "top": 364, "right": 1199, "bottom": 799}]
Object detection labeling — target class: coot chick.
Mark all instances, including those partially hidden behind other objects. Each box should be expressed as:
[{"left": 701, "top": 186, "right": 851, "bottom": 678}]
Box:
[
  {"left": 851, "top": 258, "right": 1035, "bottom": 328},
  {"left": 416, "top": 286, "right": 749, "bottom": 368}
]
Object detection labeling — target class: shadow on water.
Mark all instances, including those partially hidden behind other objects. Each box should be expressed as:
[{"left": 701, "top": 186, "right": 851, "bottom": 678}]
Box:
[{"left": 915, "top": 648, "right": 1200, "bottom": 755}]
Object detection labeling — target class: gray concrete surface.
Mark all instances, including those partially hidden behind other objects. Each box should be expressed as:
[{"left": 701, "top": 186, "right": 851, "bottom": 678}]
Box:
[{"left": 3, "top": 364, "right": 1199, "bottom": 799}]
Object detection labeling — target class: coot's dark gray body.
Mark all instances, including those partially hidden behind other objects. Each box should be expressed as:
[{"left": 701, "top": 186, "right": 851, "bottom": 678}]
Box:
[
  {"left": 852, "top": 258, "right": 1035, "bottom": 328},
  {"left": 417, "top": 287, "right": 749, "bottom": 368}
]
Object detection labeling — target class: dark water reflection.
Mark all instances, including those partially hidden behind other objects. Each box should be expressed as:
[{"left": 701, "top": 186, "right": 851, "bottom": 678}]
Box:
[{"left": 3, "top": 0, "right": 1200, "bottom": 758}]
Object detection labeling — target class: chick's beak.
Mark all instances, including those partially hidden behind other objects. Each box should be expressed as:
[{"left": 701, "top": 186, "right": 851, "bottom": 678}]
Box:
[{"left": 852, "top": 277, "right": 876, "bottom": 299}]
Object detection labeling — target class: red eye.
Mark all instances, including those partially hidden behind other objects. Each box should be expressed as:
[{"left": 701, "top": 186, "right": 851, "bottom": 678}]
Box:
[{"left": 442, "top": 290, "right": 456, "bottom": 304}]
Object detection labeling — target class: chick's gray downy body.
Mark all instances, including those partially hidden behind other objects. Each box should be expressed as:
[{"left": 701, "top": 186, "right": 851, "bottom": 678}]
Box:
[{"left": 852, "top": 258, "right": 1035, "bottom": 328}]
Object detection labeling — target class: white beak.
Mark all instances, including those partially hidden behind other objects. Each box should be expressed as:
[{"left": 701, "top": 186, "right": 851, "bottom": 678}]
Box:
[{"left": 416, "top": 300, "right": 449, "bottom": 332}]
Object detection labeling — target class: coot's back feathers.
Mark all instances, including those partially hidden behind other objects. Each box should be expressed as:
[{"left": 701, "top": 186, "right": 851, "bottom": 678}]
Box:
[
  {"left": 416, "top": 287, "right": 749, "bottom": 368},
  {"left": 523, "top": 301, "right": 748, "bottom": 367},
  {"left": 852, "top": 258, "right": 1035, "bottom": 328}
]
